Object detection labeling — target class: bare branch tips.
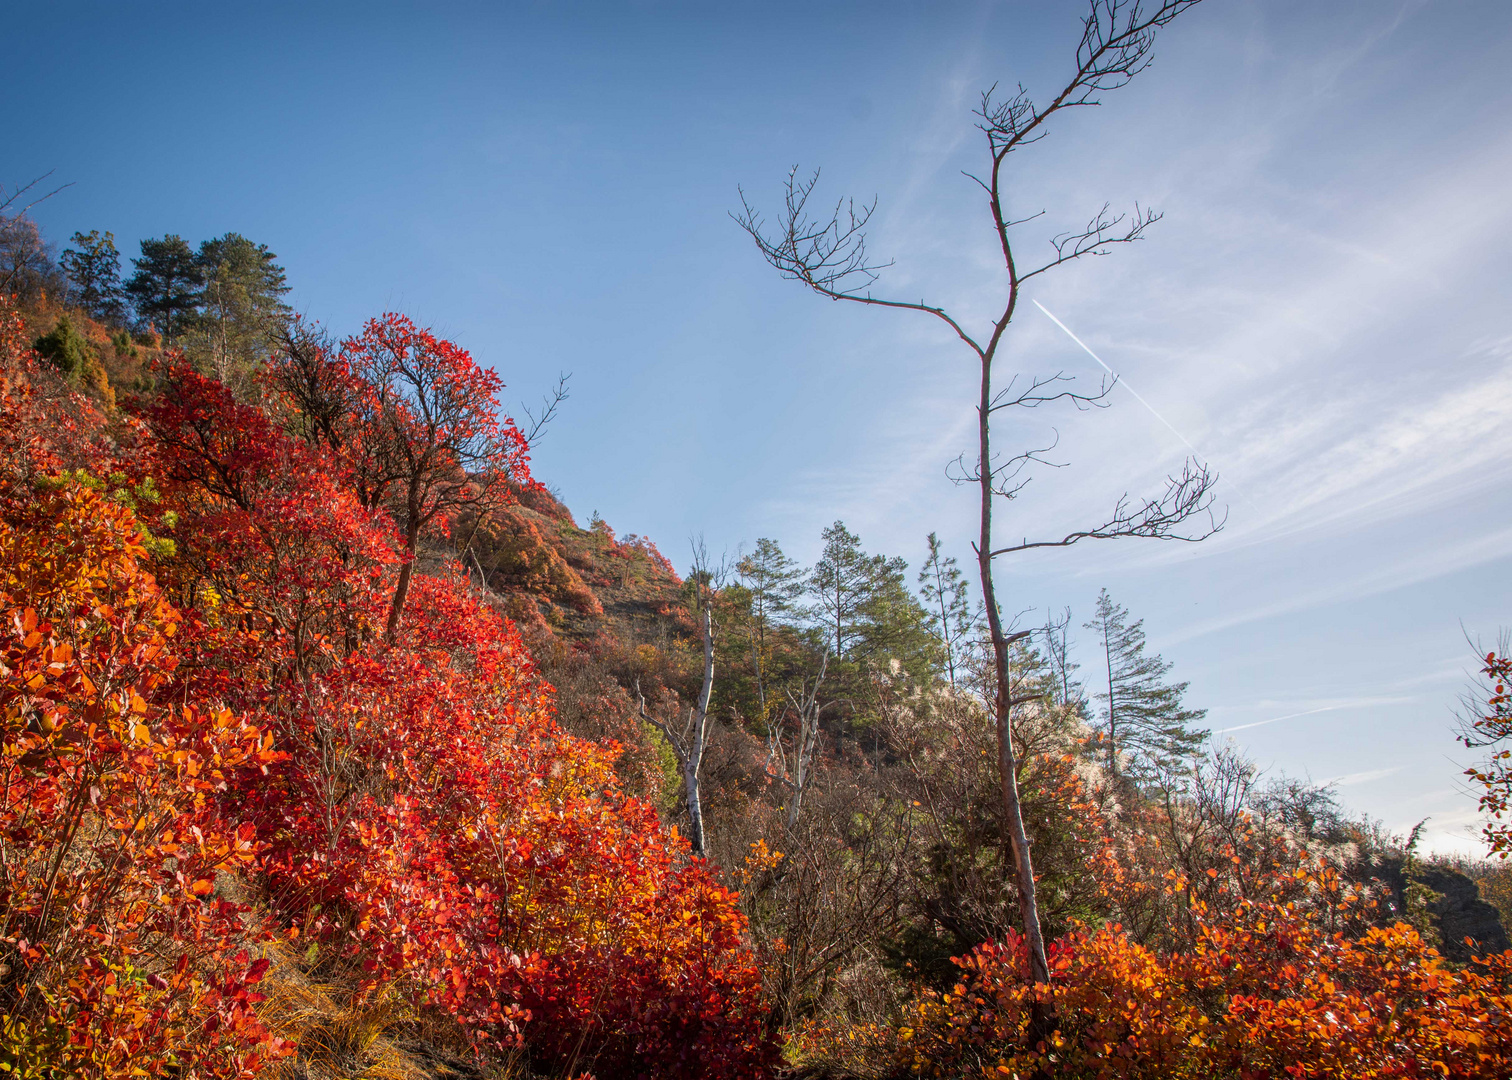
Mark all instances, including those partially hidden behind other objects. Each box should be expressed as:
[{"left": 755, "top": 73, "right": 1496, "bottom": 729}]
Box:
[
  {"left": 520, "top": 372, "right": 571, "bottom": 447},
  {"left": 989, "top": 455, "right": 1225, "bottom": 557}
]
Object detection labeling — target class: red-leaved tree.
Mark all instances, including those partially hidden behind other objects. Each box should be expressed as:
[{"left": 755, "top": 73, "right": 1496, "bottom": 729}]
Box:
[{"left": 335, "top": 314, "right": 533, "bottom": 640}]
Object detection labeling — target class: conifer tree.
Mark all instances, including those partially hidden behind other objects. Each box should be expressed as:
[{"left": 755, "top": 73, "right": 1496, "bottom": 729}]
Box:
[
  {"left": 808, "top": 521, "right": 935, "bottom": 674},
  {"left": 918, "top": 532, "right": 978, "bottom": 690},
  {"left": 859, "top": 556, "right": 940, "bottom": 680},
  {"left": 809, "top": 520, "right": 882, "bottom": 659},
  {"left": 1086, "top": 588, "right": 1208, "bottom": 783},
  {"left": 126, "top": 234, "right": 203, "bottom": 341},
  {"left": 60, "top": 230, "right": 125, "bottom": 323},
  {"left": 191, "top": 232, "right": 291, "bottom": 385},
  {"left": 737, "top": 537, "right": 804, "bottom": 725}
]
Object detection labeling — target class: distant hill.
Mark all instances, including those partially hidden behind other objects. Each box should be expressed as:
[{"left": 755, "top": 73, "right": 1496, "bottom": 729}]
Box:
[{"left": 465, "top": 483, "right": 690, "bottom": 646}]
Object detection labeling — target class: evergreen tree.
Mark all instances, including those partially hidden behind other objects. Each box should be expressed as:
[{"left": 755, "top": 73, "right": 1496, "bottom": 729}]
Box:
[
  {"left": 857, "top": 557, "right": 940, "bottom": 681},
  {"left": 190, "top": 232, "right": 291, "bottom": 385},
  {"left": 33, "top": 315, "right": 89, "bottom": 378},
  {"left": 736, "top": 538, "right": 804, "bottom": 726},
  {"left": 808, "top": 521, "right": 938, "bottom": 678},
  {"left": 918, "top": 532, "right": 978, "bottom": 690},
  {"left": 1085, "top": 588, "right": 1208, "bottom": 784},
  {"left": 809, "top": 520, "right": 880, "bottom": 660},
  {"left": 60, "top": 230, "right": 125, "bottom": 323},
  {"left": 125, "top": 235, "right": 203, "bottom": 341}
]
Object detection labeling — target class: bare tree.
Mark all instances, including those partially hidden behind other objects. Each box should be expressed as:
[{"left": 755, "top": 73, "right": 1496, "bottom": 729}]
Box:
[
  {"left": 763, "top": 654, "right": 828, "bottom": 830},
  {"left": 736, "top": 0, "right": 1217, "bottom": 1012},
  {"left": 1042, "top": 606, "right": 1081, "bottom": 710},
  {"left": 636, "top": 540, "right": 721, "bottom": 856},
  {"left": 0, "top": 173, "right": 71, "bottom": 301}
]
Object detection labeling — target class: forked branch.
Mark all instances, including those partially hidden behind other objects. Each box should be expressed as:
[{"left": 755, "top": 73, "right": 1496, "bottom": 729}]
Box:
[
  {"left": 988, "top": 370, "right": 1112, "bottom": 414},
  {"left": 977, "top": 0, "right": 1204, "bottom": 157},
  {"left": 520, "top": 372, "right": 572, "bottom": 446},
  {"left": 733, "top": 168, "right": 986, "bottom": 357},
  {"left": 988, "top": 456, "right": 1224, "bottom": 557},
  {"left": 1021, "top": 202, "right": 1162, "bottom": 282},
  {"left": 0, "top": 172, "right": 74, "bottom": 218}
]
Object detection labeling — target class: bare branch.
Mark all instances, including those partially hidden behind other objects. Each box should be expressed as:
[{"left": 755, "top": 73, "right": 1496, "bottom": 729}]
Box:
[
  {"left": 734, "top": 166, "right": 886, "bottom": 294},
  {"left": 976, "top": 1, "right": 1204, "bottom": 159},
  {"left": 635, "top": 679, "right": 688, "bottom": 760},
  {"left": 988, "top": 456, "right": 1225, "bottom": 557},
  {"left": 1020, "top": 202, "right": 1162, "bottom": 282},
  {"left": 0, "top": 171, "right": 74, "bottom": 217},
  {"left": 988, "top": 370, "right": 1112, "bottom": 413},
  {"left": 948, "top": 433, "right": 1069, "bottom": 498},
  {"left": 519, "top": 372, "right": 571, "bottom": 447},
  {"left": 733, "top": 168, "right": 987, "bottom": 357}
]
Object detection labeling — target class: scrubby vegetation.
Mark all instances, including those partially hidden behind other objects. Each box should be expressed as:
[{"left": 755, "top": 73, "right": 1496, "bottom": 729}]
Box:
[{"left": 4, "top": 16, "right": 1512, "bottom": 1067}]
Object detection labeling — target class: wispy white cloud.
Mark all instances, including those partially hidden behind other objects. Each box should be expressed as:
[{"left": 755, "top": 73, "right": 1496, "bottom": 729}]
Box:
[
  {"left": 1320, "top": 766, "right": 1403, "bottom": 788},
  {"left": 1213, "top": 696, "right": 1412, "bottom": 735},
  {"left": 1158, "top": 523, "right": 1512, "bottom": 647}
]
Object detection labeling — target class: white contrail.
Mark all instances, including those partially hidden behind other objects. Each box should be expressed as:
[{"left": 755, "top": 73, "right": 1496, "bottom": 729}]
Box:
[
  {"left": 1214, "top": 705, "right": 1345, "bottom": 734},
  {"left": 1031, "top": 299, "right": 1210, "bottom": 464}
]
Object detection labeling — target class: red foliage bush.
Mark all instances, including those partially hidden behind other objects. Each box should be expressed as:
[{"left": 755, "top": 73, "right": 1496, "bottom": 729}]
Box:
[
  {"left": 127, "top": 333, "right": 773, "bottom": 1076},
  {"left": 898, "top": 868, "right": 1512, "bottom": 1079}
]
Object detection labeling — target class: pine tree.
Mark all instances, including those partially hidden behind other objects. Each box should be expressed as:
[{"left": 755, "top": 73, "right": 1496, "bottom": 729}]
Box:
[
  {"left": 126, "top": 235, "right": 203, "bottom": 341},
  {"left": 918, "top": 532, "right": 978, "bottom": 690},
  {"left": 858, "top": 557, "right": 939, "bottom": 681},
  {"left": 1085, "top": 588, "right": 1208, "bottom": 784},
  {"left": 191, "top": 232, "right": 291, "bottom": 385},
  {"left": 809, "top": 520, "right": 880, "bottom": 659},
  {"left": 60, "top": 230, "right": 125, "bottom": 323},
  {"left": 736, "top": 538, "right": 804, "bottom": 726}
]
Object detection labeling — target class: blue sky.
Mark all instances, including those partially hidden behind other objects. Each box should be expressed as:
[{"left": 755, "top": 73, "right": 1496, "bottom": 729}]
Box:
[{"left": 11, "top": 0, "right": 1511, "bottom": 852}]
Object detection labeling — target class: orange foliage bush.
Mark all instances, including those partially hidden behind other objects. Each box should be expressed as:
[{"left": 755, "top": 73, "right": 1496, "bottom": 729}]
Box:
[
  {"left": 1, "top": 481, "right": 286, "bottom": 1077},
  {"left": 897, "top": 868, "right": 1512, "bottom": 1079},
  {"left": 0, "top": 299, "right": 773, "bottom": 1076}
]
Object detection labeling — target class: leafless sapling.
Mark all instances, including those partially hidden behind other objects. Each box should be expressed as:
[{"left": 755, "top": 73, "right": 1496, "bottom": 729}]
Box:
[
  {"left": 636, "top": 541, "right": 722, "bottom": 856},
  {"left": 736, "top": 0, "right": 1219, "bottom": 1003},
  {"left": 762, "top": 654, "right": 829, "bottom": 830}
]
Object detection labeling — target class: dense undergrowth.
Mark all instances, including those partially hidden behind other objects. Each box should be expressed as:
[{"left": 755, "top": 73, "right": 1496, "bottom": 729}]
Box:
[
  {"left": 3, "top": 247, "right": 1512, "bottom": 1079},
  {"left": 1, "top": 294, "right": 768, "bottom": 1078}
]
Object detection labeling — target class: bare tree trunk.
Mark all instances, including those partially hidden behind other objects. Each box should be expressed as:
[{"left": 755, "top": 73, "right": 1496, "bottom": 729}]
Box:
[
  {"left": 764, "top": 655, "right": 828, "bottom": 830},
  {"left": 976, "top": 354, "right": 1052, "bottom": 989},
  {"left": 736, "top": 0, "right": 1217, "bottom": 1052},
  {"left": 385, "top": 514, "right": 421, "bottom": 643},
  {"left": 638, "top": 603, "right": 716, "bottom": 857},
  {"left": 686, "top": 604, "right": 715, "bottom": 855}
]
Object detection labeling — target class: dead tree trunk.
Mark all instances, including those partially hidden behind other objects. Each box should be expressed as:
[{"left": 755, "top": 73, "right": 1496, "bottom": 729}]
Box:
[
  {"left": 638, "top": 603, "right": 716, "bottom": 856},
  {"left": 763, "top": 655, "right": 829, "bottom": 830},
  {"left": 737, "top": 0, "right": 1219, "bottom": 1028}
]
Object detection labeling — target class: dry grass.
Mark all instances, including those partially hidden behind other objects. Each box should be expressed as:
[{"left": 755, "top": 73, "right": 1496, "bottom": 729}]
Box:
[{"left": 255, "top": 942, "right": 426, "bottom": 1080}]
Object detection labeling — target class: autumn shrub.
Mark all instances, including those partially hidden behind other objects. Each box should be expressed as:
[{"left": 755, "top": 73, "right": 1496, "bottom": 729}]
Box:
[
  {"left": 130, "top": 345, "right": 773, "bottom": 1076},
  {"left": 242, "top": 574, "right": 771, "bottom": 1077},
  {"left": 0, "top": 480, "right": 287, "bottom": 1078},
  {"left": 0, "top": 298, "right": 112, "bottom": 506},
  {"left": 894, "top": 866, "right": 1512, "bottom": 1079}
]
